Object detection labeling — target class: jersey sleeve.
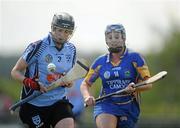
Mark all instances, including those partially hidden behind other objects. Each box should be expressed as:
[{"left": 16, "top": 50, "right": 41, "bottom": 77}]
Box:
[
  {"left": 132, "top": 53, "right": 151, "bottom": 80},
  {"left": 84, "top": 57, "right": 102, "bottom": 85},
  {"left": 71, "top": 45, "right": 77, "bottom": 68},
  {"left": 21, "top": 42, "right": 39, "bottom": 65},
  {"left": 66, "top": 42, "right": 77, "bottom": 72}
]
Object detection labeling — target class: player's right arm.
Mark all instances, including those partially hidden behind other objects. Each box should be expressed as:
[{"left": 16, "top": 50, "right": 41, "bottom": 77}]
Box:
[
  {"left": 11, "top": 57, "right": 27, "bottom": 82},
  {"left": 11, "top": 43, "right": 47, "bottom": 92},
  {"left": 11, "top": 43, "right": 35, "bottom": 83},
  {"left": 80, "top": 58, "right": 101, "bottom": 106},
  {"left": 80, "top": 79, "right": 95, "bottom": 106}
]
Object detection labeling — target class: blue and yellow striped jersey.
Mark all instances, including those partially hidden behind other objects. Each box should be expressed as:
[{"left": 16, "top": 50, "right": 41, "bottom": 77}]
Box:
[{"left": 85, "top": 48, "right": 150, "bottom": 103}]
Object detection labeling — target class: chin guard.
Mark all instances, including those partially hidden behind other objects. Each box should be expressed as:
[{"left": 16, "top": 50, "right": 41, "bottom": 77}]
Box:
[{"left": 108, "top": 46, "right": 126, "bottom": 53}]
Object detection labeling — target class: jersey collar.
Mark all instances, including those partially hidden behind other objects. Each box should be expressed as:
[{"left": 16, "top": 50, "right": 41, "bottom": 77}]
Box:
[{"left": 106, "top": 48, "right": 128, "bottom": 63}]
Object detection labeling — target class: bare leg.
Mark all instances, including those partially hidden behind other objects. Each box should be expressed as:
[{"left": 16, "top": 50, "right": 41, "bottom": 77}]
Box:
[
  {"left": 55, "top": 118, "right": 74, "bottom": 128},
  {"left": 96, "top": 113, "right": 117, "bottom": 128}
]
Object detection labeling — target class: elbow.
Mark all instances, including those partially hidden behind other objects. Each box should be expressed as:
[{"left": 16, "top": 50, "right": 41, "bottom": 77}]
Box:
[
  {"left": 80, "top": 81, "right": 85, "bottom": 93},
  {"left": 11, "top": 67, "right": 21, "bottom": 80},
  {"left": 80, "top": 80, "right": 91, "bottom": 93},
  {"left": 80, "top": 81, "right": 88, "bottom": 91}
]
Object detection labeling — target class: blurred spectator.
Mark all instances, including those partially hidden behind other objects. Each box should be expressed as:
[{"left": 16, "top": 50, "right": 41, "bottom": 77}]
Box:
[
  {"left": 0, "top": 91, "right": 13, "bottom": 122},
  {"left": 67, "top": 78, "right": 84, "bottom": 127}
]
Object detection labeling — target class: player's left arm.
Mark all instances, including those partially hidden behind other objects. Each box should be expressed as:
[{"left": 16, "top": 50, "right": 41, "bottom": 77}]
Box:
[
  {"left": 62, "top": 44, "right": 76, "bottom": 88},
  {"left": 132, "top": 53, "right": 152, "bottom": 92}
]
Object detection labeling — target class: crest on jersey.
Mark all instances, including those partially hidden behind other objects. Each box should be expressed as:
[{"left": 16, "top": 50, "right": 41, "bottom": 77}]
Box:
[
  {"left": 45, "top": 54, "right": 53, "bottom": 63},
  {"left": 65, "top": 54, "right": 71, "bottom": 63},
  {"left": 104, "top": 71, "right": 111, "bottom": 79},
  {"left": 125, "top": 70, "right": 131, "bottom": 77},
  {"left": 32, "top": 115, "right": 41, "bottom": 125}
]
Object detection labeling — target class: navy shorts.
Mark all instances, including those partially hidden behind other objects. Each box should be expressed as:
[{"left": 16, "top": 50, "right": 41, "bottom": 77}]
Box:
[
  {"left": 19, "top": 99, "right": 74, "bottom": 128},
  {"left": 94, "top": 100, "right": 139, "bottom": 128},
  {"left": 117, "top": 115, "right": 137, "bottom": 128}
]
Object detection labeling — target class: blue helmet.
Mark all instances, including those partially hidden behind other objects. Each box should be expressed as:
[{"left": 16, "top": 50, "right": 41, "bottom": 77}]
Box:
[
  {"left": 105, "top": 24, "right": 126, "bottom": 53},
  {"left": 105, "top": 24, "right": 126, "bottom": 41},
  {"left": 51, "top": 12, "right": 75, "bottom": 31}
]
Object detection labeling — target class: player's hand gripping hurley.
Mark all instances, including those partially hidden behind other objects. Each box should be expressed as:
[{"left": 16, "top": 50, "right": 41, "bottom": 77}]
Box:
[
  {"left": 85, "top": 71, "right": 167, "bottom": 107},
  {"left": 9, "top": 60, "right": 89, "bottom": 114}
]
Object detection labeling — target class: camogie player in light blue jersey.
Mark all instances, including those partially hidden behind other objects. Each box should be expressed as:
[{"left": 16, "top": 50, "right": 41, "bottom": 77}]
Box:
[
  {"left": 11, "top": 12, "right": 76, "bottom": 128},
  {"left": 81, "top": 24, "right": 152, "bottom": 128}
]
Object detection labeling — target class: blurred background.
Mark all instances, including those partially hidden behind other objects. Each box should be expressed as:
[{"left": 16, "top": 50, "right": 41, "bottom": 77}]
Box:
[{"left": 0, "top": 0, "right": 180, "bottom": 127}]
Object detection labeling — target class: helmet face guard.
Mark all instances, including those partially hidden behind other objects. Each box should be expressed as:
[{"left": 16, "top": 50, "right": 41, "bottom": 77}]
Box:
[{"left": 105, "top": 24, "right": 126, "bottom": 53}]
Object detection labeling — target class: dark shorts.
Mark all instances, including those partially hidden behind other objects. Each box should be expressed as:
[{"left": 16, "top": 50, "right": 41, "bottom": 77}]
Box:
[
  {"left": 117, "top": 115, "right": 137, "bottom": 128},
  {"left": 94, "top": 100, "right": 139, "bottom": 128},
  {"left": 19, "top": 99, "right": 74, "bottom": 128}
]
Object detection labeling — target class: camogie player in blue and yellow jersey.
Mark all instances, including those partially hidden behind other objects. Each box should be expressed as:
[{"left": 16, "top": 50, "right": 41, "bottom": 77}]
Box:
[
  {"left": 11, "top": 12, "right": 76, "bottom": 128},
  {"left": 81, "top": 24, "right": 152, "bottom": 128}
]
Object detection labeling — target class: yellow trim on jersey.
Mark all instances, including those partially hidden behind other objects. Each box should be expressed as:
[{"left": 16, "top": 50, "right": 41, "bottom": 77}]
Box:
[
  {"left": 132, "top": 62, "right": 151, "bottom": 79},
  {"left": 85, "top": 69, "right": 96, "bottom": 80},
  {"left": 111, "top": 60, "right": 121, "bottom": 66},
  {"left": 134, "top": 92, "right": 141, "bottom": 104},
  {"left": 84, "top": 65, "right": 101, "bottom": 84},
  {"left": 94, "top": 65, "right": 102, "bottom": 72}
]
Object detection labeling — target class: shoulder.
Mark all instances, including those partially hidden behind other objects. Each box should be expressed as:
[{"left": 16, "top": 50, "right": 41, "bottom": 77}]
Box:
[
  {"left": 65, "top": 42, "right": 76, "bottom": 48},
  {"left": 126, "top": 48, "right": 147, "bottom": 65},
  {"left": 127, "top": 48, "right": 139, "bottom": 56},
  {"left": 91, "top": 54, "right": 107, "bottom": 69},
  {"left": 126, "top": 48, "right": 143, "bottom": 59},
  {"left": 64, "top": 42, "right": 76, "bottom": 51},
  {"left": 28, "top": 40, "right": 42, "bottom": 47},
  {"left": 94, "top": 54, "right": 107, "bottom": 64},
  {"left": 24, "top": 40, "right": 42, "bottom": 53},
  {"left": 22, "top": 40, "right": 43, "bottom": 62}
]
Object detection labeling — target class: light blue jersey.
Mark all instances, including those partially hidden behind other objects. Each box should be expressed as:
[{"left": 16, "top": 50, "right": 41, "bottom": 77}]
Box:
[{"left": 21, "top": 33, "right": 76, "bottom": 106}]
